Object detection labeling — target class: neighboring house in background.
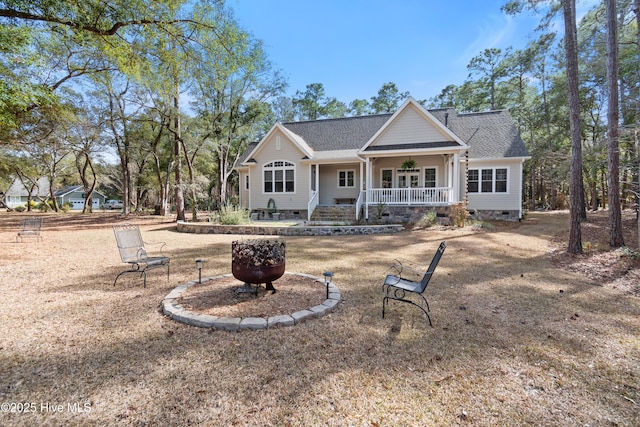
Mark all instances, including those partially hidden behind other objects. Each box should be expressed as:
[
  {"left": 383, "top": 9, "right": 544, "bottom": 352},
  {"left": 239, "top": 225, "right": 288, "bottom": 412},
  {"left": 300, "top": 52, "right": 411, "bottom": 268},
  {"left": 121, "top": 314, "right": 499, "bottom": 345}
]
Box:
[
  {"left": 53, "top": 185, "right": 107, "bottom": 210},
  {"left": 2, "top": 178, "right": 107, "bottom": 210},
  {"left": 235, "top": 97, "right": 530, "bottom": 222},
  {"left": 2, "top": 176, "right": 51, "bottom": 209}
]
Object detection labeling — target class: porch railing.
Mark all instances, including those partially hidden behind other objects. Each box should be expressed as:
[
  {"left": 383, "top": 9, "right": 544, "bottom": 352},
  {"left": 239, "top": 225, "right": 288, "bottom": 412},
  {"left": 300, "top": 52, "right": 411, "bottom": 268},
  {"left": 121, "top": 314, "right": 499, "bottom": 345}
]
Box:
[
  {"left": 307, "top": 190, "right": 319, "bottom": 221},
  {"left": 366, "top": 187, "right": 453, "bottom": 206},
  {"left": 355, "top": 191, "right": 364, "bottom": 220}
]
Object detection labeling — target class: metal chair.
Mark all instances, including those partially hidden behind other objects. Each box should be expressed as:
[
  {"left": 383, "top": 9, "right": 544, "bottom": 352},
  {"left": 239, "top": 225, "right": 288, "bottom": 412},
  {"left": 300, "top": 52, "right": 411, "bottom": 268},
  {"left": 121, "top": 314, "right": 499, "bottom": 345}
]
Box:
[
  {"left": 382, "top": 241, "right": 446, "bottom": 326},
  {"left": 16, "top": 217, "right": 43, "bottom": 242},
  {"left": 113, "top": 224, "right": 170, "bottom": 287}
]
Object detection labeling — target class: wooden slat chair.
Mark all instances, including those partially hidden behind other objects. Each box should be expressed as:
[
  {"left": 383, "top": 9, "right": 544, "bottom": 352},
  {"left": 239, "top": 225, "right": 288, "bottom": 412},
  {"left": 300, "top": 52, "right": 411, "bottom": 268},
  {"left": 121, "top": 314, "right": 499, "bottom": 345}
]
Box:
[
  {"left": 382, "top": 241, "right": 446, "bottom": 326},
  {"left": 113, "top": 224, "right": 170, "bottom": 288},
  {"left": 16, "top": 217, "right": 43, "bottom": 242}
]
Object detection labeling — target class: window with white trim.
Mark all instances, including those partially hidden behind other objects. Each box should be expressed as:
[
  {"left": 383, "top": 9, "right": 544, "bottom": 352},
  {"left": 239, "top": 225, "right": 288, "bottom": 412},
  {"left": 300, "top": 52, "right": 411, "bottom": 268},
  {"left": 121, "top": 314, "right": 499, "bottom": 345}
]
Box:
[
  {"left": 468, "top": 167, "right": 508, "bottom": 193},
  {"left": 244, "top": 174, "right": 249, "bottom": 190},
  {"left": 263, "top": 161, "right": 295, "bottom": 193},
  {"left": 381, "top": 169, "right": 393, "bottom": 188},
  {"left": 338, "top": 169, "right": 355, "bottom": 188},
  {"left": 424, "top": 167, "right": 436, "bottom": 188}
]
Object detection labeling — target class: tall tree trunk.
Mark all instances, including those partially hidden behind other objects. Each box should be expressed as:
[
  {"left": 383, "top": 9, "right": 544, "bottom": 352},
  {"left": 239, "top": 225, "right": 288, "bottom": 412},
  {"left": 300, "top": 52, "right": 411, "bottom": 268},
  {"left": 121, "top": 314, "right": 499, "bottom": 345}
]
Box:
[
  {"left": 606, "top": 0, "right": 624, "bottom": 247},
  {"left": 173, "top": 74, "right": 185, "bottom": 221},
  {"left": 563, "top": 0, "right": 583, "bottom": 254},
  {"left": 635, "top": 0, "right": 640, "bottom": 248}
]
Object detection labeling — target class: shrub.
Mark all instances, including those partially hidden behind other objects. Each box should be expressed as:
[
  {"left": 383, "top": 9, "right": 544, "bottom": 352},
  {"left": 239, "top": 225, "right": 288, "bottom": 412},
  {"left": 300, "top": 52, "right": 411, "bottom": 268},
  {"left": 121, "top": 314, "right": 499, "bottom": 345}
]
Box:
[
  {"left": 469, "top": 220, "right": 495, "bottom": 231},
  {"left": 37, "top": 201, "right": 50, "bottom": 212},
  {"left": 375, "top": 202, "right": 386, "bottom": 220},
  {"left": 209, "top": 204, "right": 250, "bottom": 225},
  {"left": 415, "top": 210, "right": 437, "bottom": 228},
  {"left": 449, "top": 203, "right": 468, "bottom": 228},
  {"left": 14, "top": 205, "right": 25, "bottom": 212}
]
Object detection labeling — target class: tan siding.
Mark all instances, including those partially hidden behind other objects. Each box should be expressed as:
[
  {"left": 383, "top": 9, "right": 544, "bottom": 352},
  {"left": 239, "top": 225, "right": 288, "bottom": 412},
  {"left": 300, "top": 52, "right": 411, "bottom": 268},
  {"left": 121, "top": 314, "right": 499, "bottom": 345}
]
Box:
[
  {"left": 318, "top": 164, "right": 360, "bottom": 205},
  {"left": 249, "top": 131, "right": 310, "bottom": 210},
  {"left": 370, "top": 105, "right": 451, "bottom": 147},
  {"left": 372, "top": 156, "right": 446, "bottom": 187},
  {"left": 461, "top": 159, "right": 522, "bottom": 210}
]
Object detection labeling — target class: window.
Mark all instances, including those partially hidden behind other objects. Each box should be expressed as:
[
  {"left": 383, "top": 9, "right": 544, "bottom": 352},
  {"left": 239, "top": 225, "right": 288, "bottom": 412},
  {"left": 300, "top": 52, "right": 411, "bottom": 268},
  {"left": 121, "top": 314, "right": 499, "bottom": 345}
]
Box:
[
  {"left": 481, "top": 169, "right": 493, "bottom": 192},
  {"left": 338, "top": 170, "right": 355, "bottom": 188},
  {"left": 244, "top": 174, "right": 249, "bottom": 190},
  {"left": 381, "top": 169, "right": 393, "bottom": 188},
  {"left": 263, "top": 161, "right": 295, "bottom": 193},
  {"left": 468, "top": 170, "right": 479, "bottom": 192},
  {"left": 424, "top": 168, "right": 436, "bottom": 188},
  {"left": 495, "top": 168, "right": 507, "bottom": 192},
  {"left": 468, "top": 168, "right": 508, "bottom": 193}
]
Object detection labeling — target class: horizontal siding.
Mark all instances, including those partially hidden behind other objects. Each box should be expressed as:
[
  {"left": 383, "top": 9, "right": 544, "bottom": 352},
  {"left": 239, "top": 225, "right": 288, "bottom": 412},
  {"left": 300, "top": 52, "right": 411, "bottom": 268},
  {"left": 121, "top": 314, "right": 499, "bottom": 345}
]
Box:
[
  {"left": 370, "top": 105, "right": 451, "bottom": 147},
  {"left": 249, "top": 131, "right": 310, "bottom": 211},
  {"left": 318, "top": 164, "right": 361, "bottom": 205},
  {"left": 460, "top": 159, "right": 522, "bottom": 210},
  {"left": 372, "top": 156, "right": 446, "bottom": 187}
]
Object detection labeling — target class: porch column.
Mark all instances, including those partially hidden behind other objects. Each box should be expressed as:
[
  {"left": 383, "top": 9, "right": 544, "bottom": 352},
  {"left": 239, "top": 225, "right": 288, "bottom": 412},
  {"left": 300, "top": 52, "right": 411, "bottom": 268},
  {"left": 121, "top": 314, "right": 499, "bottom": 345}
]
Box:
[
  {"left": 365, "top": 157, "right": 371, "bottom": 219},
  {"left": 452, "top": 153, "right": 460, "bottom": 202}
]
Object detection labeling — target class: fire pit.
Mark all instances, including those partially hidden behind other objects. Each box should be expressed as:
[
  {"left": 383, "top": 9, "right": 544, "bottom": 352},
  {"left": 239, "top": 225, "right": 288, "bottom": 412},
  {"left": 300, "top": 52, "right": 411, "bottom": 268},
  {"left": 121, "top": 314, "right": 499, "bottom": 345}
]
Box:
[{"left": 231, "top": 239, "right": 285, "bottom": 293}]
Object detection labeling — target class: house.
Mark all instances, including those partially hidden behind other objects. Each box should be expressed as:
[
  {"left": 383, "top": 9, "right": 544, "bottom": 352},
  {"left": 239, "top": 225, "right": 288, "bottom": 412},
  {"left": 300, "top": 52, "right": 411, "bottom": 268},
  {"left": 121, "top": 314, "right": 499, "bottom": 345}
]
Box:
[
  {"left": 2, "top": 177, "right": 107, "bottom": 210},
  {"left": 2, "top": 176, "right": 51, "bottom": 209},
  {"left": 235, "top": 98, "right": 530, "bottom": 223},
  {"left": 53, "top": 185, "right": 107, "bottom": 210}
]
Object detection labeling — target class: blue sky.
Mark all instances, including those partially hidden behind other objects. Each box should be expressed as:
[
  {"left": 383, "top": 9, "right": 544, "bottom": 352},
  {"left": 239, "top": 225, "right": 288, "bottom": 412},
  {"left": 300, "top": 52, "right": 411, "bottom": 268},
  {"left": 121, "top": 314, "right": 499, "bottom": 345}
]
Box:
[{"left": 229, "top": 0, "right": 546, "bottom": 103}]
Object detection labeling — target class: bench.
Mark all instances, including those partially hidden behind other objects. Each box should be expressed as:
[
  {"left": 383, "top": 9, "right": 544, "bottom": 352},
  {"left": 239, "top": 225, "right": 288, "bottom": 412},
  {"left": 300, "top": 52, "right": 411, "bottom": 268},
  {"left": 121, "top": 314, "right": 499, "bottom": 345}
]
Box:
[
  {"left": 113, "top": 224, "right": 170, "bottom": 288},
  {"left": 334, "top": 198, "right": 355, "bottom": 205},
  {"left": 16, "top": 217, "right": 43, "bottom": 242},
  {"left": 382, "top": 241, "right": 446, "bottom": 326}
]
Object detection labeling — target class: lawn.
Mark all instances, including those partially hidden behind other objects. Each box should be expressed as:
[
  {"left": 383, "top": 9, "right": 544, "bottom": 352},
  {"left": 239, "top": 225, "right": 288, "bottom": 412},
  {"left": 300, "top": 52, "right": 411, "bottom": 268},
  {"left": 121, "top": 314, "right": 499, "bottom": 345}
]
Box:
[{"left": 0, "top": 210, "right": 638, "bottom": 426}]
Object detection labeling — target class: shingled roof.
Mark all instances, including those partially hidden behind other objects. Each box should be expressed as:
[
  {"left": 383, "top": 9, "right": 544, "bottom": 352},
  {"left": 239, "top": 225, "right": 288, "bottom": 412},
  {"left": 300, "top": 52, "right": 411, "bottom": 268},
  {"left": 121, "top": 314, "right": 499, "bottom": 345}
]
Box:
[
  {"left": 238, "top": 105, "right": 528, "bottom": 164},
  {"left": 444, "top": 109, "right": 529, "bottom": 159},
  {"left": 281, "top": 114, "right": 392, "bottom": 151}
]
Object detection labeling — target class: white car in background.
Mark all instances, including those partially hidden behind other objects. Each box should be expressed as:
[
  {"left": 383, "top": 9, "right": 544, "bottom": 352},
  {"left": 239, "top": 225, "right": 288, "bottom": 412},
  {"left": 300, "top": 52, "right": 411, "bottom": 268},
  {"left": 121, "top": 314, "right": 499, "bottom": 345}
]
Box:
[{"left": 101, "top": 199, "right": 124, "bottom": 210}]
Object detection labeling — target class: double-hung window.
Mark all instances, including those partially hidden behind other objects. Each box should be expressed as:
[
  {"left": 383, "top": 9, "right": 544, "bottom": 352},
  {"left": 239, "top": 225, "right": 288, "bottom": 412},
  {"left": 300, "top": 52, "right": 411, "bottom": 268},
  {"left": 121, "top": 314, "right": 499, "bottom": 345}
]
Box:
[
  {"left": 424, "top": 168, "right": 436, "bottom": 188},
  {"left": 468, "top": 168, "right": 508, "bottom": 193},
  {"left": 338, "top": 170, "right": 355, "bottom": 188},
  {"left": 263, "top": 161, "right": 295, "bottom": 193}
]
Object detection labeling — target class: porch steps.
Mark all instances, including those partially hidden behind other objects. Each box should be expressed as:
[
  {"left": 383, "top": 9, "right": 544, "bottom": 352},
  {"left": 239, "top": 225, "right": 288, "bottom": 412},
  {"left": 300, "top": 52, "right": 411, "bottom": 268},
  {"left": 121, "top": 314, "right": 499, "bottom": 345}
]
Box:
[{"left": 310, "top": 205, "right": 357, "bottom": 222}]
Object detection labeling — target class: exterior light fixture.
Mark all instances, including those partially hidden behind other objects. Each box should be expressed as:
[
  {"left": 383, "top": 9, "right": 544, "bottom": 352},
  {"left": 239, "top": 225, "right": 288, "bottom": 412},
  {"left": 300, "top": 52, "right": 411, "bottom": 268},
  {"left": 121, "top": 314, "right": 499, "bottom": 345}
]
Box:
[
  {"left": 195, "top": 259, "right": 205, "bottom": 284},
  {"left": 323, "top": 271, "right": 334, "bottom": 299}
]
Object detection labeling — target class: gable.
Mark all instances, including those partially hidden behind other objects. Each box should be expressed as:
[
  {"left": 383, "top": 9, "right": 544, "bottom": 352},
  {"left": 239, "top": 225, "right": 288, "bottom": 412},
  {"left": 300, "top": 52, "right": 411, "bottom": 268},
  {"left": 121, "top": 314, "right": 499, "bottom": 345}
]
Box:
[
  {"left": 370, "top": 104, "right": 452, "bottom": 147},
  {"left": 6, "top": 176, "right": 50, "bottom": 197},
  {"left": 360, "top": 98, "right": 467, "bottom": 154},
  {"left": 240, "top": 123, "right": 313, "bottom": 166}
]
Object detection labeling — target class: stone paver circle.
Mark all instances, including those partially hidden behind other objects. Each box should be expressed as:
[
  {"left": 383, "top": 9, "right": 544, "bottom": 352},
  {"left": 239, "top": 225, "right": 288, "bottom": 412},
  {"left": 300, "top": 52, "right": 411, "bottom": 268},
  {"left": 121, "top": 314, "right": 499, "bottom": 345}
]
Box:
[{"left": 162, "top": 272, "right": 341, "bottom": 331}]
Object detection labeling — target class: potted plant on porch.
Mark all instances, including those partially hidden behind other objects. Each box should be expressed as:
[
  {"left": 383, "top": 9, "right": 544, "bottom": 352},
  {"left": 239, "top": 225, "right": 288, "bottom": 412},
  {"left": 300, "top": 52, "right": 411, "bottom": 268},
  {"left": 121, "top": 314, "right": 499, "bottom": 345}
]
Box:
[{"left": 401, "top": 159, "right": 417, "bottom": 170}]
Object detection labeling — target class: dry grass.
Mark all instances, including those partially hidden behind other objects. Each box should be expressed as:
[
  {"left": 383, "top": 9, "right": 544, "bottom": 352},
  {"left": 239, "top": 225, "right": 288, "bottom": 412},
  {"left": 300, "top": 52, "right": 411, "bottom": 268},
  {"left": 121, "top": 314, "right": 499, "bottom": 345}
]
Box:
[{"left": 0, "top": 210, "right": 638, "bottom": 426}]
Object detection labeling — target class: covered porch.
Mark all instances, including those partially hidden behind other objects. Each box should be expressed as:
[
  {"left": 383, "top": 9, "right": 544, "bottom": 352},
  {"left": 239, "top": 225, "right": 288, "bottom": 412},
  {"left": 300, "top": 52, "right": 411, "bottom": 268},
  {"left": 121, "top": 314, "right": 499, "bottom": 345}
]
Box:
[{"left": 357, "top": 152, "right": 462, "bottom": 220}]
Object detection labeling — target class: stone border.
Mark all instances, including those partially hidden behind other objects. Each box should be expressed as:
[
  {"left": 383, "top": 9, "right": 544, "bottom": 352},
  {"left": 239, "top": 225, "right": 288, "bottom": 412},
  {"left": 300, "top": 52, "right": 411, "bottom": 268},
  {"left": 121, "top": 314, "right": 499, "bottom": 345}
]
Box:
[
  {"left": 176, "top": 220, "right": 403, "bottom": 236},
  {"left": 162, "top": 272, "right": 341, "bottom": 331}
]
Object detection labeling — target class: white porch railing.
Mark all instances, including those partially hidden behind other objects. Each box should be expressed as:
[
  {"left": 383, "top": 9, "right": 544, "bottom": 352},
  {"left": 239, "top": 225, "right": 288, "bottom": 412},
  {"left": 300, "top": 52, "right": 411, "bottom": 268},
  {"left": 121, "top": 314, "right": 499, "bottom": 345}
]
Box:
[
  {"left": 307, "top": 190, "right": 319, "bottom": 221},
  {"left": 367, "top": 187, "right": 453, "bottom": 205},
  {"left": 355, "top": 191, "right": 364, "bottom": 220}
]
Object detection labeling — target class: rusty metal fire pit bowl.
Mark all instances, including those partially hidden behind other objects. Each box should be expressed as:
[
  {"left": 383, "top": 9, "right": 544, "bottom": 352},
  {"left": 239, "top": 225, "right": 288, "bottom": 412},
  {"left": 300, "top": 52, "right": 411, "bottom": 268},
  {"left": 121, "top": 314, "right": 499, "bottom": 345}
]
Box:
[{"left": 231, "top": 239, "right": 285, "bottom": 293}]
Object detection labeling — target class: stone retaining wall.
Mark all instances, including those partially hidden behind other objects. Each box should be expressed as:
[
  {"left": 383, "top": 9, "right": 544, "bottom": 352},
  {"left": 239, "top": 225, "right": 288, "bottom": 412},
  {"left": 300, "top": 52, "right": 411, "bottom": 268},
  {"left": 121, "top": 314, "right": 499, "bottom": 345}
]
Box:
[{"left": 176, "top": 221, "right": 404, "bottom": 236}]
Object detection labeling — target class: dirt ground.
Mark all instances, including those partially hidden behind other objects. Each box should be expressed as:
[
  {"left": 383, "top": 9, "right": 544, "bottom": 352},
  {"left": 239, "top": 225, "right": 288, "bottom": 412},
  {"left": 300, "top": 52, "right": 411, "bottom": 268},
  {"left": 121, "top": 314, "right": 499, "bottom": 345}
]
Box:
[{"left": 0, "top": 209, "right": 638, "bottom": 426}]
